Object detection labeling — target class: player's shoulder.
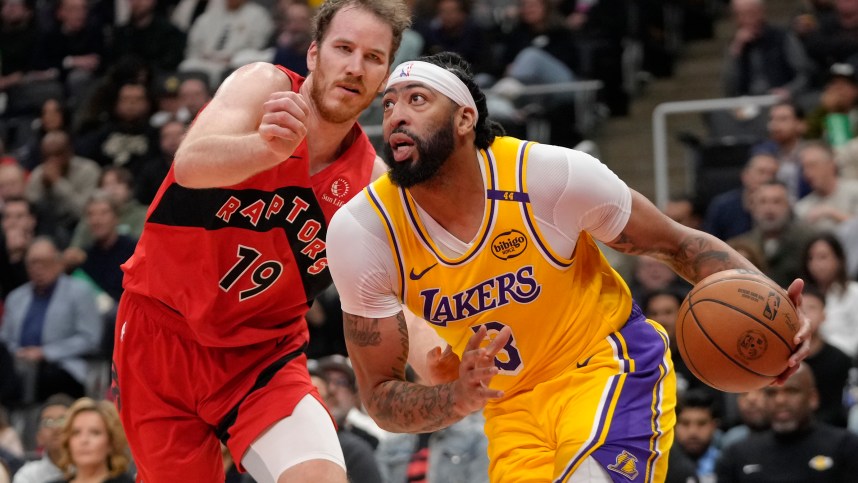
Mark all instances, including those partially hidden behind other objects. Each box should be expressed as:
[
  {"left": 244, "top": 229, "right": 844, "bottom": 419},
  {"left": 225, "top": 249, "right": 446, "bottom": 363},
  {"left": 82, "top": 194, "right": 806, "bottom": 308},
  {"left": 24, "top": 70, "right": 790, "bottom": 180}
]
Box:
[
  {"left": 218, "top": 62, "right": 294, "bottom": 96},
  {"left": 527, "top": 141, "right": 600, "bottom": 166}
]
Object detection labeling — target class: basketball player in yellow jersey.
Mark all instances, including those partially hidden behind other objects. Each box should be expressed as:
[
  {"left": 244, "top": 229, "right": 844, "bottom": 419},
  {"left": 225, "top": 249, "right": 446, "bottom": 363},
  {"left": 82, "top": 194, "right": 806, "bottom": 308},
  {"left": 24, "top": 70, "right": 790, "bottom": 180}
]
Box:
[{"left": 326, "top": 52, "right": 812, "bottom": 483}]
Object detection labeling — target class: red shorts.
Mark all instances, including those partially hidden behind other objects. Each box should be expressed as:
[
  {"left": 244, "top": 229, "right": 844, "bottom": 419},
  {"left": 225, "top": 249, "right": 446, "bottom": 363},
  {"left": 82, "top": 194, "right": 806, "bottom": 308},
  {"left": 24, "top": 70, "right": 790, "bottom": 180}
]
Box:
[{"left": 112, "top": 292, "right": 323, "bottom": 482}]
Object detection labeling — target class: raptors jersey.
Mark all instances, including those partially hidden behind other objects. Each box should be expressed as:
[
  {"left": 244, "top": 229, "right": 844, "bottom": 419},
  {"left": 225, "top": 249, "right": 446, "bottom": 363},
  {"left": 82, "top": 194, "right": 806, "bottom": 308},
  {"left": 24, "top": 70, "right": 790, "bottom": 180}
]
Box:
[
  {"left": 121, "top": 67, "right": 375, "bottom": 348},
  {"left": 366, "top": 136, "right": 634, "bottom": 397}
]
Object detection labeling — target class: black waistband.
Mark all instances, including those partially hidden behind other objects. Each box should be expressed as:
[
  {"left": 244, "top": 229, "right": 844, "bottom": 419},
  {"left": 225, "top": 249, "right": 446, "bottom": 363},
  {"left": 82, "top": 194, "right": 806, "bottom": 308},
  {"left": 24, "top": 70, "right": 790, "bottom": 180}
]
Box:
[{"left": 215, "top": 342, "right": 308, "bottom": 444}]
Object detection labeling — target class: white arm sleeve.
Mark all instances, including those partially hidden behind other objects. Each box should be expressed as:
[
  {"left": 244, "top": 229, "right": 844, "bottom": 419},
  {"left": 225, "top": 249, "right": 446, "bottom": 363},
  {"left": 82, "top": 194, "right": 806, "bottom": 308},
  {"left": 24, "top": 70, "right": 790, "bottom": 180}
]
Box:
[
  {"left": 327, "top": 197, "right": 403, "bottom": 319},
  {"left": 526, "top": 144, "right": 631, "bottom": 255}
]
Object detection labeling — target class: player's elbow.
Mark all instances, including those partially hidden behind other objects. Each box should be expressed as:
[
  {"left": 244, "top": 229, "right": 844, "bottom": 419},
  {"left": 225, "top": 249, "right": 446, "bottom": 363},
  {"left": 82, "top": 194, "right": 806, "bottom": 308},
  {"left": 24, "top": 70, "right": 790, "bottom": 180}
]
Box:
[{"left": 172, "top": 151, "right": 205, "bottom": 188}]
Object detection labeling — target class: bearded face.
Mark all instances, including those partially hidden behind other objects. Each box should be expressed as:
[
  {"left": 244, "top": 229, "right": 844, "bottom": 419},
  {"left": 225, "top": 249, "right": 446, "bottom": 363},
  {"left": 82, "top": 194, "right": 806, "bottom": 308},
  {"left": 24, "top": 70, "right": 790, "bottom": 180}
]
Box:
[{"left": 382, "top": 115, "right": 456, "bottom": 187}]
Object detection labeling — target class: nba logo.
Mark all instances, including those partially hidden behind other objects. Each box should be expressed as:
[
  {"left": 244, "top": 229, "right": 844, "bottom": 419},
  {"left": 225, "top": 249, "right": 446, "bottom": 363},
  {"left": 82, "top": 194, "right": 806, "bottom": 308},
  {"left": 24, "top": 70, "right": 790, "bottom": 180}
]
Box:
[{"left": 397, "top": 63, "right": 414, "bottom": 78}]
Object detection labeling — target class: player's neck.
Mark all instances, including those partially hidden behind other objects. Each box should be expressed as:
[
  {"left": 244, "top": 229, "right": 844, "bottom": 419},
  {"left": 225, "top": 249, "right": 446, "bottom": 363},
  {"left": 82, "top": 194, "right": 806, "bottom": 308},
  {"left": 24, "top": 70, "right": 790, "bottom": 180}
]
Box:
[
  {"left": 305, "top": 116, "right": 358, "bottom": 175},
  {"left": 410, "top": 146, "right": 484, "bottom": 243}
]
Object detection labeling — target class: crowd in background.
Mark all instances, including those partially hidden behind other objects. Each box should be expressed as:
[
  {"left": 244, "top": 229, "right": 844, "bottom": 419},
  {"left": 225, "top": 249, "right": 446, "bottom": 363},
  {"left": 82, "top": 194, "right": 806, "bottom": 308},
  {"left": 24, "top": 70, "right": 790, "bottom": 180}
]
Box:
[{"left": 3, "top": 0, "right": 858, "bottom": 481}]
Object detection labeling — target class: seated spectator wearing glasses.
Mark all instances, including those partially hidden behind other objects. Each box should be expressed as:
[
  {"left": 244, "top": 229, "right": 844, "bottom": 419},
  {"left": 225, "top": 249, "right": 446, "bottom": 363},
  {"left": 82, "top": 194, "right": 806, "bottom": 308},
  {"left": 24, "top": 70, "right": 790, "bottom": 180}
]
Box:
[{"left": 12, "top": 393, "right": 74, "bottom": 483}]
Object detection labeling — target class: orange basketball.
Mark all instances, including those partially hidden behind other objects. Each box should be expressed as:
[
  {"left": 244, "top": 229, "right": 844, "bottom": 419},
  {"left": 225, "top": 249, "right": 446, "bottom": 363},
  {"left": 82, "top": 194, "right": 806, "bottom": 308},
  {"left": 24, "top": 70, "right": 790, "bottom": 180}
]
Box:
[{"left": 675, "top": 269, "right": 800, "bottom": 393}]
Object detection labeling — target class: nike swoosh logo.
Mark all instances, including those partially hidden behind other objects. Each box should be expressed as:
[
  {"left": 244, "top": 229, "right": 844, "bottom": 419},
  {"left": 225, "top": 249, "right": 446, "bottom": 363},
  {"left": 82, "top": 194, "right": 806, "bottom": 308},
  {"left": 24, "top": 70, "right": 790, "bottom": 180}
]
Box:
[
  {"left": 409, "top": 263, "right": 438, "bottom": 281},
  {"left": 743, "top": 464, "right": 761, "bottom": 474},
  {"left": 576, "top": 355, "right": 595, "bottom": 368}
]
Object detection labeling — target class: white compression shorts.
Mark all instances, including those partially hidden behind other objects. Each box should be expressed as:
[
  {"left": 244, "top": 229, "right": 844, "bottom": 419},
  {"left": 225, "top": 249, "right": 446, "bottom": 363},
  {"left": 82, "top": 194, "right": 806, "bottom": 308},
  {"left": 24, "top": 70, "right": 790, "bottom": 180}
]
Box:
[{"left": 241, "top": 394, "right": 345, "bottom": 483}]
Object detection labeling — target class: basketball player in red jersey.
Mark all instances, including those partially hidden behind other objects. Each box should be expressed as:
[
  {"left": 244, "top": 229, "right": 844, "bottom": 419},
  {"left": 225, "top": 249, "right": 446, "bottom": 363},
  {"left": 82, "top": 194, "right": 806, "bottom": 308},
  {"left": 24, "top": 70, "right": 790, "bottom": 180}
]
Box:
[{"left": 111, "top": 1, "right": 412, "bottom": 482}]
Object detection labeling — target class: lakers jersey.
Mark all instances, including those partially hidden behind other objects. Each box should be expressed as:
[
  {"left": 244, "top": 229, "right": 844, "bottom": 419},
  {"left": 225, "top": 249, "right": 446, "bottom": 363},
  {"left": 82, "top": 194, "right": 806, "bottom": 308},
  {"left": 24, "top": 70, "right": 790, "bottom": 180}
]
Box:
[{"left": 365, "top": 136, "right": 634, "bottom": 397}]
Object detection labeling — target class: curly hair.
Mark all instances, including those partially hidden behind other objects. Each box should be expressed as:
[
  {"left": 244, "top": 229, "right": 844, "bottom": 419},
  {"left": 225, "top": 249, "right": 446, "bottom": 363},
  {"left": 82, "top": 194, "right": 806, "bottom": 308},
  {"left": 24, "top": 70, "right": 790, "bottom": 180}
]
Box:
[
  {"left": 57, "top": 398, "right": 130, "bottom": 479},
  {"left": 416, "top": 52, "right": 506, "bottom": 150}
]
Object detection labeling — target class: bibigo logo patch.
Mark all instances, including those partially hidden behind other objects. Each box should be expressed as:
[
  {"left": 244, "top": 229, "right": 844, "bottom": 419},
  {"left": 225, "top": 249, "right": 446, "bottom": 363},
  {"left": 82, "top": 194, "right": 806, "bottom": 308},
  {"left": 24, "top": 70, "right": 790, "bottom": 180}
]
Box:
[{"left": 491, "top": 229, "right": 528, "bottom": 260}]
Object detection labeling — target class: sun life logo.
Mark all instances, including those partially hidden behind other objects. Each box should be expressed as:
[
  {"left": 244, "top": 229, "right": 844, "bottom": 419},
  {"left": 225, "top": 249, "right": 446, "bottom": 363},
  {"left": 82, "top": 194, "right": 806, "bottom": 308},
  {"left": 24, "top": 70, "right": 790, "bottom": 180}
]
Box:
[{"left": 330, "top": 178, "right": 350, "bottom": 198}]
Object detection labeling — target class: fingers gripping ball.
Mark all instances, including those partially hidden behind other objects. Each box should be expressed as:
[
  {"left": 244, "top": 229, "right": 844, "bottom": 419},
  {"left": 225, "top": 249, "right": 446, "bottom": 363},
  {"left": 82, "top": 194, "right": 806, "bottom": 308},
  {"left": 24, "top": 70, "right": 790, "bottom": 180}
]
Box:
[{"left": 676, "top": 269, "right": 799, "bottom": 392}]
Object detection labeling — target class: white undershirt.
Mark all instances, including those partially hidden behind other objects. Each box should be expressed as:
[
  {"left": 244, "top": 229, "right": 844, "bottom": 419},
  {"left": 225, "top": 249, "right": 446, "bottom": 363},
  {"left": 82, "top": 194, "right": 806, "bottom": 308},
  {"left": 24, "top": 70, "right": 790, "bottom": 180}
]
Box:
[{"left": 326, "top": 143, "right": 632, "bottom": 319}]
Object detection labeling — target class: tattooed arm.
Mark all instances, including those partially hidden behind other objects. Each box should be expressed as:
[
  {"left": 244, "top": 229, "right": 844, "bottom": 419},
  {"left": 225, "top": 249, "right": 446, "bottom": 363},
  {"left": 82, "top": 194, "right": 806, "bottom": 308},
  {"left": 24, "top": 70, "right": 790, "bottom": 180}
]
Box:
[
  {"left": 606, "top": 189, "right": 812, "bottom": 382},
  {"left": 344, "top": 311, "right": 509, "bottom": 433},
  {"left": 605, "top": 190, "right": 758, "bottom": 283}
]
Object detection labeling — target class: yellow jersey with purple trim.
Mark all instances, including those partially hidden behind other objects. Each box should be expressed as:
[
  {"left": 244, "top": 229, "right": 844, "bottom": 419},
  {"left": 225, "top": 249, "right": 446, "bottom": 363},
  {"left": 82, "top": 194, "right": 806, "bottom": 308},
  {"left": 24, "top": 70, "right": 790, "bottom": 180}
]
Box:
[{"left": 365, "top": 136, "right": 634, "bottom": 397}]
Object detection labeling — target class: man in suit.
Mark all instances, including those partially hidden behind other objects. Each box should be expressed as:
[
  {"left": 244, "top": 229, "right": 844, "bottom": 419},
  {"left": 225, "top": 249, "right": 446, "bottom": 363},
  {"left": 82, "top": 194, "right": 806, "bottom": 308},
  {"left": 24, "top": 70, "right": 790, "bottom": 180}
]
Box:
[{"left": 0, "top": 237, "right": 101, "bottom": 402}]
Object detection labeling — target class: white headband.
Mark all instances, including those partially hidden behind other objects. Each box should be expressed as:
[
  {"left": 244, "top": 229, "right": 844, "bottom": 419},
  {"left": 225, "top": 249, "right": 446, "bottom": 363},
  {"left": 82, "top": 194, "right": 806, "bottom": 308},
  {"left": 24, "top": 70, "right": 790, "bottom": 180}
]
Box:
[{"left": 387, "top": 61, "right": 478, "bottom": 122}]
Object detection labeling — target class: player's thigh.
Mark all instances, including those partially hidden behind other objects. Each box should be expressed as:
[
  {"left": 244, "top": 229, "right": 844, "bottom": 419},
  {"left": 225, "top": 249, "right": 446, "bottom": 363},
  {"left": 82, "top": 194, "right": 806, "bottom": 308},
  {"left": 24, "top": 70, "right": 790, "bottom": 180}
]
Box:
[
  {"left": 242, "top": 394, "right": 346, "bottom": 483},
  {"left": 130, "top": 415, "right": 224, "bottom": 482},
  {"left": 484, "top": 399, "right": 555, "bottom": 482}
]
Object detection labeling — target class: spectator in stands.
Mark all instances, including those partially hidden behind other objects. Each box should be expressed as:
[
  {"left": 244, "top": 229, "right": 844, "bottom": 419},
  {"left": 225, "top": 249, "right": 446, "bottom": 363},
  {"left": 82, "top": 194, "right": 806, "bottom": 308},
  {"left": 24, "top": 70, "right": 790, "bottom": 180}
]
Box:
[
  {"left": 0, "top": 407, "right": 23, "bottom": 459},
  {"left": 68, "top": 167, "right": 146, "bottom": 251},
  {"left": 801, "top": 232, "right": 858, "bottom": 358},
  {"left": 801, "top": 285, "right": 852, "bottom": 427},
  {"left": 0, "top": 345, "right": 22, "bottom": 408},
  {"left": 318, "top": 355, "right": 389, "bottom": 449},
  {"left": 728, "top": 180, "right": 816, "bottom": 287},
  {"left": 150, "top": 74, "right": 211, "bottom": 128},
  {"left": 664, "top": 194, "right": 704, "bottom": 230},
  {"left": 753, "top": 101, "right": 809, "bottom": 200},
  {"left": 1, "top": 197, "right": 36, "bottom": 298},
  {"left": 177, "top": 75, "right": 211, "bottom": 121},
  {"left": 178, "top": 0, "right": 274, "bottom": 89},
  {"left": 77, "top": 82, "right": 158, "bottom": 172},
  {"left": 0, "top": 237, "right": 102, "bottom": 401},
  {"left": 110, "top": 0, "right": 186, "bottom": 77},
  {"left": 0, "top": 0, "right": 41, "bottom": 111},
  {"left": 14, "top": 98, "right": 73, "bottom": 172},
  {"left": 25, "top": 130, "right": 101, "bottom": 247},
  {"left": 795, "top": 141, "right": 858, "bottom": 231},
  {"left": 704, "top": 153, "right": 779, "bottom": 240},
  {"left": 65, "top": 192, "right": 137, "bottom": 303},
  {"left": 418, "top": 0, "right": 492, "bottom": 76},
  {"left": 134, "top": 120, "right": 182, "bottom": 205},
  {"left": 797, "top": 0, "right": 858, "bottom": 75},
  {"left": 12, "top": 393, "right": 74, "bottom": 483},
  {"left": 723, "top": 0, "right": 812, "bottom": 100},
  {"left": 626, "top": 255, "right": 691, "bottom": 302},
  {"left": 375, "top": 392, "right": 490, "bottom": 483},
  {"left": 836, "top": 214, "right": 858, "bottom": 279},
  {"left": 805, "top": 63, "right": 858, "bottom": 146},
  {"left": 48, "top": 397, "right": 132, "bottom": 483},
  {"left": 493, "top": 0, "right": 577, "bottom": 88},
  {"left": 170, "top": 0, "right": 222, "bottom": 32},
  {"left": 71, "top": 57, "right": 152, "bottom": 138},
  {"left": 559, "top": 0, "right": 630, "bottom": 116},
  {"left": 308, "top": 365, "right": 381, "bottom": 483},
  {"left": 30, "top": 0, "right": 106, "bottom": 109},
  {"left": 391, "top": 0, "right": 424, "bottom": 68},
  {"left": 728, "top": 237, "right": 769, "bottom": 272},
  {"left": 271, "top": 1, "right": 314, "bottom": 76},
  {"left": 720, "top": 388, "right": 769, "bottom": 448},
  {"left": 0, "top": 164, "right": 26, "bottom": 207},
  {"left": 147, "top": 74, "right": 183, "bottom": 129},
  {"left": 716, "top": 363, "right": 858, "bottom": 482},
  {"left": 674, "top": 389, "right": 721, "bottom": 482}
]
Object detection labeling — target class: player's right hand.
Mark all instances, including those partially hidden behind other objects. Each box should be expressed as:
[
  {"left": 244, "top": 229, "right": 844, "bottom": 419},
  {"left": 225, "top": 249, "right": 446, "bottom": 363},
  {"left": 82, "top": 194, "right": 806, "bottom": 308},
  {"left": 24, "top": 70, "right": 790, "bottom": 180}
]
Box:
[
  {"left": 451, "top": 325, "right": 511, "bottom": 416},
  {"left": 259, "top": 91, "right": 310, "bottom": 159}
]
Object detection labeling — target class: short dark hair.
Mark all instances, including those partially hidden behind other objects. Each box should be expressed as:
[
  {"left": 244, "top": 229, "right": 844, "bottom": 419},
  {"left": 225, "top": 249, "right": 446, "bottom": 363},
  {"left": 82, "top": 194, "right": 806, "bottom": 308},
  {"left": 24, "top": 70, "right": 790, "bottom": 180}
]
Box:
[
  {"left": 771, "top": 100, "right": 805, "bottom": 120},
  {"left": 417, "top": 51, "right": 506, "bottom": 150},
  {"left": 40, "top": 393, "right": 75, "bottom": 416},
  {"left": 677, "top": 388, "right": 719, "bottom": 419}
]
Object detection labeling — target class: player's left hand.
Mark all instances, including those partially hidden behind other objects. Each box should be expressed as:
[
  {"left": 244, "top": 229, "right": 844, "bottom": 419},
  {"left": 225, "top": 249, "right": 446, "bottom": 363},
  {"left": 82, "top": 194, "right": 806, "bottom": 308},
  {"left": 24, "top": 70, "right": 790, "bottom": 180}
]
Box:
[
  {"left": 426, "top": 344, "right": 460, "bottom": 385},
  {"left": 773, "top": 278, "right": 811, "bottom": 385}
]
